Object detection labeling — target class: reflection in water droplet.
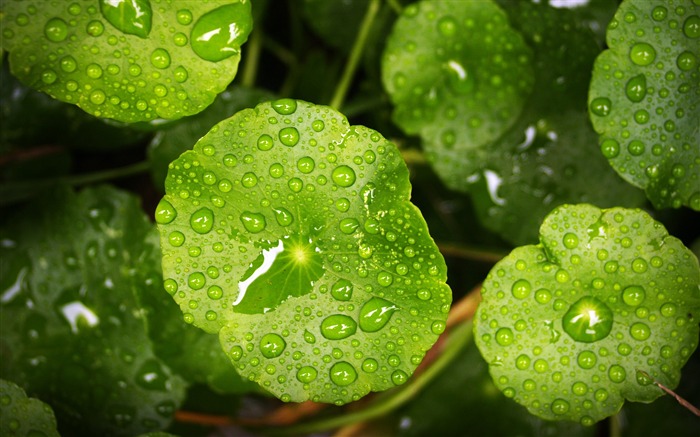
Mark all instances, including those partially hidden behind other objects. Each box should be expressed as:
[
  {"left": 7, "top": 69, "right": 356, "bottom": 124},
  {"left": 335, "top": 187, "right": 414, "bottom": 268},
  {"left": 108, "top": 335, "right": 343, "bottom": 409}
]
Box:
[
  {"left": 445, "top": 59, "right": 474, "bottom": 94},
  {"left": 279, "top": 127, "right": 300, "bottom": 147},
  {"left": 99, "top": 0, "right": 153, "bottom": 38},
  {"left": 562, "top": 296, "right": 613, "bottom": 342},
  {"left": 44, "top": 17, "right": 68, "bottom": 42},
  {"left": 272, "top": 98, "right": 297, "bottom": 115},
  {"left": 590, "top": 97, "right": 612, "bottom": 116},
  {"left": 622, "top": 285, "right": 645, "bottom": 306},
  {"left": 155, "top": 199, "right": 177, "bottom": 224},
  {"left": 625, "top": 74, "right": 647, "bottom": 102},
  {"left": 190, "top": 3, "right": 252, "bottom": 62},
  {"left": 135, "top": 359, "right": 167, "bottom": 390},
  {"left": 320, "top": 314, "right": 357, "bottom": 340},
  {"left": 240, "top": 211, "right": 266, "bottom": 233},
  {"left": 629, "top": 42, "right": 656, "bottom": 66},
  {"left": 331, "top": 279, "right": 353, "bottom": 301},
  {"left": 359, "top": 297, "right": 397, "bottom": 332},
  {"left": 190, "top": 207, "right": 214, "bottom": 234},
  {"left": 332, "top": 165, "right": 356, "bottom": 187},
  {"left": 330, "top": 361, "right": 357, "bottom": 386},
  {"left": 260, "top": 333, "right": 286, "bottom": 358},
  {"left": 150, "top": 48, "right": 171, "bottom": 69},
  {"left": 296, "top": 366, "right": 317, "bottom": 383}
]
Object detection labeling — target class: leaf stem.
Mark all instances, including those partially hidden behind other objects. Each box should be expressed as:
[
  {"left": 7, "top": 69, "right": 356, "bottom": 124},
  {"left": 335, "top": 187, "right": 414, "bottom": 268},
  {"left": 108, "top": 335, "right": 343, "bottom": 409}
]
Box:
[
  {"left": 329, "top": 0, "right": 380, "bottom": 110},
  {"left": 437, "top": 242, "right": 507, "bottom": 264},
  {"left": 264, "top": 319, "right": 473, "bottom": 435},
  {"left": 240, "top": 26, "right": 262, "bottom": 88},
  {"left": 386, "top": 0, "right": 403, "bottom": 14}
]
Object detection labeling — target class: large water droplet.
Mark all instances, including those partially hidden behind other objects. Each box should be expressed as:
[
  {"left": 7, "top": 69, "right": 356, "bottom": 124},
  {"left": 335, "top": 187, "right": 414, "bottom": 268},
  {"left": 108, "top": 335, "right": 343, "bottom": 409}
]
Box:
[
  {"left": 320, "top": 314, "right": 357, "bottom": 340},
  {"left": 359, "top": 297, "right": 397, "bottom": 332},
  {"left": 331, "top": 279, "right": 353, "bottom": 301},
  {"left": 683, "top": 15, "right": 700, "bottom": 38},
  {"left": 332, "top": 165, "right": 356, "bottom": 187},
  {"left": 240, "top": 211, "right": 266, "bottom": 233},
  {"left": 625, "top": 74, "right": 647, "bottom": 102},
  {"left": 273, "top": 207, "right": 293, "bottom": 226},
  {"left": 551, "top": 399, "right": 570, "bottom": 415},
  {"left": 329, "top": 361, "right": 357, "bottom": 386},
  {"left": 495, "top": 327, "right": 514, "bottom": 346},
  {"left": 590, "top": 97, "right": 612, "bottom": 116},
  {"left": 296, "top": 366, "right": 317, "bottom": 383},
  {"left": 629, "top": 322, "right": 651, "bottom": 341},
  {"left": 511, "top": 279, "right": 531, "bottom": 299},
  {"left": 190, "top": 3, "right": 252, "bottom": 62},
  {"left": 445, "top": 60, "right": 474, "bottom": 94},
  {"left": 44, "top": 17, "right": 68, "bottom": 42},
  {"left": 622, "top": 285, "right": 645, "bottom": 306},
  {"left": 562, "top": 296, "right": 613, "bottom": 343},
  {"left": 155, "top": 199, "right": 177, "bottom": 224},
  {"left": 150, "top": 48, "right": 171, "bottom": 69},
  {"left": 190, "top": 207, "right": 214, "bottom": 234},
  {"left": 99, "top": 0, "right": 152, "bottom": 38},
  {"left": 272, "top": 98, "right": 297, "bottom": 115},
  {"left": 279, "top": 127, "right": 300, "bottom": 147},
  {"left": 629, "top": 43, "right": 656, "bottom": 66},
  {"left": 608, "top": 364, "right": 626, "bottom": 383},
  {"left": 260, "top": 333, "right": 286, "bottom": 358}
]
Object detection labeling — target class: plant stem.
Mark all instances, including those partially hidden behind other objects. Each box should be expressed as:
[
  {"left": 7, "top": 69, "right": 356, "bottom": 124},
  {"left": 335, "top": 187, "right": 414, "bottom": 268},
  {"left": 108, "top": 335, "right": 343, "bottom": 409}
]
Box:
[
  {"left": 329, "top": 0, "right": 380, "bottom": 110},
  {"left": 265, "top": 319, "right": 473, "bottom": 435},
  {"left": 241, "top": 26, "right": 262, "bottom": 88},
  {"left": 400, "top": 148, "right": 427, "bottom": 166},
  {"left": 386, "top": 0, "right": 403, "bottom": 14},
  {"left": 437, "top": 242, "right": 507, "bottom": 264}
]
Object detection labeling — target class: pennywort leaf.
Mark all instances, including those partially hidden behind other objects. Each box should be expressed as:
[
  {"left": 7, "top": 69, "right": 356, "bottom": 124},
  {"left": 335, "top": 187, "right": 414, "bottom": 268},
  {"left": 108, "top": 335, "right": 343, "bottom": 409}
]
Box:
[
  {"left": 0, "top": 0, "right": 252, "bottom": 123},
  {"left": 0, "top": 379, "right": 59, "bottom": 437},
  {"left": 381, "top": 0, "right": 534, "bottom": 186},
  {"left": 475, "top": 204, "right": 700, "bottom": 425},
  {"left": 156, "top": 99, "right": 452, "bottom": 404},
  {"left": 589, "top": 0, "right": 700, "bottom": 210}
]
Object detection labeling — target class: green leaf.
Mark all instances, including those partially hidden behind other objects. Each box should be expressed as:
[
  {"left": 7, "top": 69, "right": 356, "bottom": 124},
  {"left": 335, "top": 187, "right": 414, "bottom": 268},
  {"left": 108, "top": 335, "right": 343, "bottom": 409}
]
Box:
[
  {"left": 157, "top": 99, "right": 452, "bottom": 404},
  {"left": 464, "top": 2, "right": 646, "bottom": 245},
  {"left": 0, "top": 185, "right": 186, "bottom": 435},
  {"left": 0, "top": 379, "right": 59, "bottom": 437},
  {"left": 474, "top": 204, "right": 700, "bottom": 425},
  {"left": 0, "top": 0, "right": 252, "bottom": 123},
  {"left": 589, "top": 0, "right": 700, "bottom": 210},
  {"left": 381, "top": 0, "right": 534, "bottom": 186},
  {"left": 148, "top": 86, "right": 274, "bottom": 191}
]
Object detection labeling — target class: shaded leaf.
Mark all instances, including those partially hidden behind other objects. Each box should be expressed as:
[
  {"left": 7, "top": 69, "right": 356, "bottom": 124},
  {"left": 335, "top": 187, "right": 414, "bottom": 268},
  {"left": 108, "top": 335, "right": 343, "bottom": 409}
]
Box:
[{"left": 0, "top": 379, "right": 59, "bottom": 437}]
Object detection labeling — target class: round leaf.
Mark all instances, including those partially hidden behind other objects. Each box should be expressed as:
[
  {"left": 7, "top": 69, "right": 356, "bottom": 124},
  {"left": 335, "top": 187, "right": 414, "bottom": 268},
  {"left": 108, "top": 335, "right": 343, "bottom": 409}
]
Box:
[
  {"left": 381, "top": 0, "right": 534, "bottom": 186},
  {"left": 589, "top": 0, "right": 700, "bottom": 210},
  {"left": 0, "top": 0, "right": 252, "bottom": 122},
  {"left": 156, "top": 99, "right": 452, "bottom": 404},
  {"left": 475, "top": 204, "right": 700, "bottom": 425},
  {"left": 0, "top": 379, "right": 59, "bottom": 437}
]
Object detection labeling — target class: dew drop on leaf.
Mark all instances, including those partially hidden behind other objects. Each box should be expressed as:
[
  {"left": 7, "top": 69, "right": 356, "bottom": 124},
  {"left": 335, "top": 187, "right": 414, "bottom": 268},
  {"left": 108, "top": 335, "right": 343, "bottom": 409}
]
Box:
[
  {"left": 150, "top": 48, "right": 171, "bottom": 69},
  {"left": 240, "top": 211, "right": 266, "bottom": 233},
  {"left": 44, "top": 17, "right": 68, "bottom": 42},
  {"left": 99, "top": 0, "right": 153, "bottom": 38},
  {"left": 296, "top": 366, "right": 317, "bottom": 383},
  {"left": 279, "top": 127, "right": 300, "bottom": 147},
  {"left": 320, "top": 315, "right": 357, "bottom": 340},
  {"left": 190, "top": 208, "right": 214, "bottom": 234},
  {"left": 332, "top": 165, "right": 357, "bottom": 187},
  {"left": 562, "top": 296, "right": 613, "bottom": 342},
  {"left": 331, "top": 279, "right": 353, "bottom": 301},
  {"left": 190, "top": 2, "right": 252, "bottom": 62},
  {"left": 589, "top": 97, "right": 612, "bottom": 116},
  {"left": 358, "top": 297, "right": 397, "bottom": 332},
  {"left": 259, "top": 333, "right": 286, "bottom": 359},
  {"left": 155, "top": 199, "right": 177, "bottom": 224},
  {"left": 329, "top": 361, "right": 357, "bottom": 386}
]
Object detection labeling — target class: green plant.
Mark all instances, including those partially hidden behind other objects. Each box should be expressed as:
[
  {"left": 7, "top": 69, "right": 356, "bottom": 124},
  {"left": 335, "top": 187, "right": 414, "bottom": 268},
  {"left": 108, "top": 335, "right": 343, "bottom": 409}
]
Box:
[{"left": 1, "top": 0, "right": 699, "bottom": 436}]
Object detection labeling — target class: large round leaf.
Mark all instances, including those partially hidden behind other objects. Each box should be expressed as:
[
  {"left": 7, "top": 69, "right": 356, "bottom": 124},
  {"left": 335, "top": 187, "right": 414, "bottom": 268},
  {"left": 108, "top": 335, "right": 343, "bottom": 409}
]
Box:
[
  {"left": 156, "top": 99, "right": 452, "bottom": 404},
  {"left": 0, "top": 379, "right": 59, "bottom": 437},
  {"left": 381, "top": 0, "right": 534, "bottom": 187},
  {"left": 475, "top": 204, "right": 700, "bottom": 425},
  {"left": 0, "top": 0, "right": 252, "bottom": 123},
  {"left": 589, "top": 0, "right": 700, "bottom": 210}
]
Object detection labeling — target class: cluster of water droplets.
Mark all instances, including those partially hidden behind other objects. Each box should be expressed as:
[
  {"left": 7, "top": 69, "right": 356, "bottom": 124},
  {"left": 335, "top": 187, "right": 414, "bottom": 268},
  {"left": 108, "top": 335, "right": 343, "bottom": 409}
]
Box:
[
  {"left": 475, "top": 204, "right": 700, "bottom": 424},
  {"left": 1, "top": 0, "right": 251, "bottom": 121},
  {"left": 589, "top": 1, "right": 700, "bottom": 209}
]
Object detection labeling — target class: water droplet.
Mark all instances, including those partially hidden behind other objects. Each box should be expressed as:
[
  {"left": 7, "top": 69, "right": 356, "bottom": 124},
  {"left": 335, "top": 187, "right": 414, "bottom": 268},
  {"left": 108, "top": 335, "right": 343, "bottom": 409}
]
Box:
[
  {"left": 495, "top": 327, "right": 514, "bottom": 346},
  {"left": 190, "top": 207, "right": 214, "bottom": 234},
  {"left": 622, "top": 285, "right": 645, "bottom": 306},
  {"left": 577, "top": 350, "right": 597, "bottom": 369},
  {"left": 332, "top": 165, "right": 356, "bottom": 187},
  {"left": 562, "top": 232, "right": 579, "bottom": 249},
  {"left": 437, "top": 16, "right": 457, "bottom": 36},
  {"left": 296, "top": 366, "right": 317, "bottom": 383},
  {"left": 511, "top": 279, "right": 531, "bottom": 299},
  {"left": 590, "top": 97, "right": 612, "bottom": 116},
  {"left": 163, "top": 279, "right": 177, "bottom": 295},
  {"left": 339, "top": 218, "right": 359, "bottom": 234},
  {"left": 444, "top": 60, "right": 474, "bottom": 94},
  {"left": 359, "top": 297, "right": 397, "bottom": 332},
  {"left": 562, "top": 296, "right": 613, "bottom": 343},
  {"left": 269, "top": 163, "right": 284, "bottom": 178},
  {"left": 303, "top": 329, "right": 316, "bottom": 344},
  {"left": 188, "top": 272, "right": 205, "bottom": 290},
  {"left": 150, "top": 48, "right": 171, "bottom": 69},
  {"left": 629, "top": 43, "right": 656, "bottom": 66},
  {"left": 44, "top": 17, "right": 68, "bottom": 42},
  {"left": 600, "top": 139, "right": 620, "bottom": 159},
  {"left": 190, "top": 3, "right": 252, "bottom": 62},
  {"left": 392, "top": 369, "right": 408, "bottom": 385},
  {"left": 240, "top": 211, "right": 266, "bottom": 233},
  {"left": 677, "top": 51, "right": 697, "bottom": 71},
  {"left": 320, "top": 314, "right": 357, "bottom": 340},
  {"left": 207, "top": 285, "right": 222, "bottom": 300},
  {"left": 362, "top": 358, "right": 378, "bottom": 373},
  {"left": 431, "top": 320, "right": 446, "bottom": 335},
  {"left": 255, "top": 134, "right": 273, "bottom": 151},
  {"left": 625, "top": 74, "right": 647, "bottom": 102},
  {"left": 629, "top": 322, "right": 651, "bottom": 341},
  {"left": 135, "top": 358, "right": 167, "bottom": 390},
  {"left": 516, "top": 354, "right": 530, "bottom": 370},
  {"left": 155, "top": 199, "right": 177, "bottom": 224},
  {"left": 683, "top": 15, "right": 700, "bottom": 38},
  {"left": 608, "top": 364, "right": 626, "bottom": 383},
  {"left": 324, "top": 363, "right": 357, "bottom": 391},
  {"left": 176, "top": 9, "right": 193, "bottom": 25},
  {"left": 660, "top": 302, "right": 677, "bottom": 317},
  {"left": 331, "top": 279, "right": 353, "bottom": 301},
  {"left": 279, "top": 127, "right": 300, "bottom": 146},
  {"left": 273, "top": 207, "right": 293, "bottom": 226},
  {"left": 241, "top": 172, "right": 258, "bottom": 188},
  {"left": 297, "top": 156, "right": 315, "bottom": 174},
  {"left": 99, "top": 0, "right": 152, "bottom": 38},
  {"left": 551, "top": 399, "right": 570, "bottom": 415},
  {"left": 272, "top": 98, "right": 297, "bottom": 115},
  {"left": 652, "top": 5, "right": 667, "bottom": 21},
  {"left": 260, "top": 333, "right": 286, "bottom": 358}
]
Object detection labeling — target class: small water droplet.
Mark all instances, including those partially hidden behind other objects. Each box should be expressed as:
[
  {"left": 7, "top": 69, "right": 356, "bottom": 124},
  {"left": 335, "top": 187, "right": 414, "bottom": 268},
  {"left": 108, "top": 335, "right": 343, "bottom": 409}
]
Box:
[
  {"left": 339, "top": 218, "right": 359, "bottom": 235},
  {"left": 331, "top": 279, "right": 353, "bottom": 301},
  {"left": 279, "top": 127, "right": 300, "bottom": 146},
  {"left": 240, "top": 211, "right": 266, "bottom": 233},
  {"left": 622, "top": 285, "right": 645, "bottom": 306},
  {"left": 260, "top": 333, "right": 286, "bottom": 358},
  {"left": 683, "top": 15, "right": 700, "bottom": 38},
  {"left": 551, "top": 399, "right": 570, "bottom": 415},
  {"left": 652, "top": 5, "right": 667, "bottom": 21},
  {"left": 392, "top": 369, "right": 408, "bottom": 385},
  {"left": 562, "top": 296, "right": 613, "bottom": 343},
  {"left": 629, "top": 322, "right": 651, "bottom": 341},
  {"left": 359, "top": 297, "right": 397, "bottom": 332},
  {"left": 330, "top": 361, "right": 357, "bottom": 386},
  {"left": 332, "top": 165, "right": 356, "bottom": 187},
  {"left": 303, "top": 329, "right": 316, "bottom": 343},
  {"left": 495, "top": 327, "right": 514, "bottom": 346},
  {"left": 600, "top": 139, "right": 620, "bottom": 159},
  {"left": 150, "top": 48, "right": 171, "bottom": 69},
  {"left": 608, "top": 364, "right": 626, "bottom": 383},
  {"left": 190, "top": 207, "right": 214, "bottom": 234},
  {"left": 190, "top": 3, "right": 252, "bottom": 62},
  {"left": 99, "top": 0, "right": 152, "bottom": 38},
  {"left": 296, "top": 366, "right": 317, "bottom": 383},
  {"left": 590, "top": 97, "right": 612, "bottom": 116},
  {"left": 176, "top": 9, "right": 193, "bottom": 25},
  {"left": 297, "top": 156, "right": 315, "bottom": 174},
  {"left": 625, "top": 74, "right": 647, "bottom": 102},
  {"left": 629, "top": 42, "right": 656, "bottom": 66},
  {"left": 320, "top": 314, "right": 357, "bottom": 340},
  {"left": 273, "top": 207, "right": 293, "bottom": 226},
  {"left": 577, "top": 350, "right": 597, "bottom": 369},
  {"left": 437, "top": 16, "right": 457, "bottom": 36},
  {"left": 511, "top": 279, "right": 531, "bottom": 299},
  {"left": 207, "top": 285, "right": 223, "bottom": 300},
  {"left": 272, "top": 98, "right": 297, "bottom": 115},
  {"left": 562, "top": 232, "right": 579, "bottom": 249},
  {"left": 188, "top": 272, "right": 205, "bottom": 290}
]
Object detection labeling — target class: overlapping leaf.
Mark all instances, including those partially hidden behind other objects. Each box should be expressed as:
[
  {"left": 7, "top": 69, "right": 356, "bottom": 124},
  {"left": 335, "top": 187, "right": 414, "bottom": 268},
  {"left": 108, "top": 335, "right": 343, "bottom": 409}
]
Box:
[
  {"left": 157, "top": 99, "right": 452, "bottom": 404},
  {"left": 0, "top": 379, "right": 59, "bottom": 437},
  {"left": 589, "top": 0, "right": 700, "bottom": 209},
  {"left": 0, "top": 186, "right": 186, "bottom": 435},
  {"left": 475, "top": 204, "right": 700, "bottom": 424},
  {"left": 0, "top": 0, "right": 252, "bottom": 122}
]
